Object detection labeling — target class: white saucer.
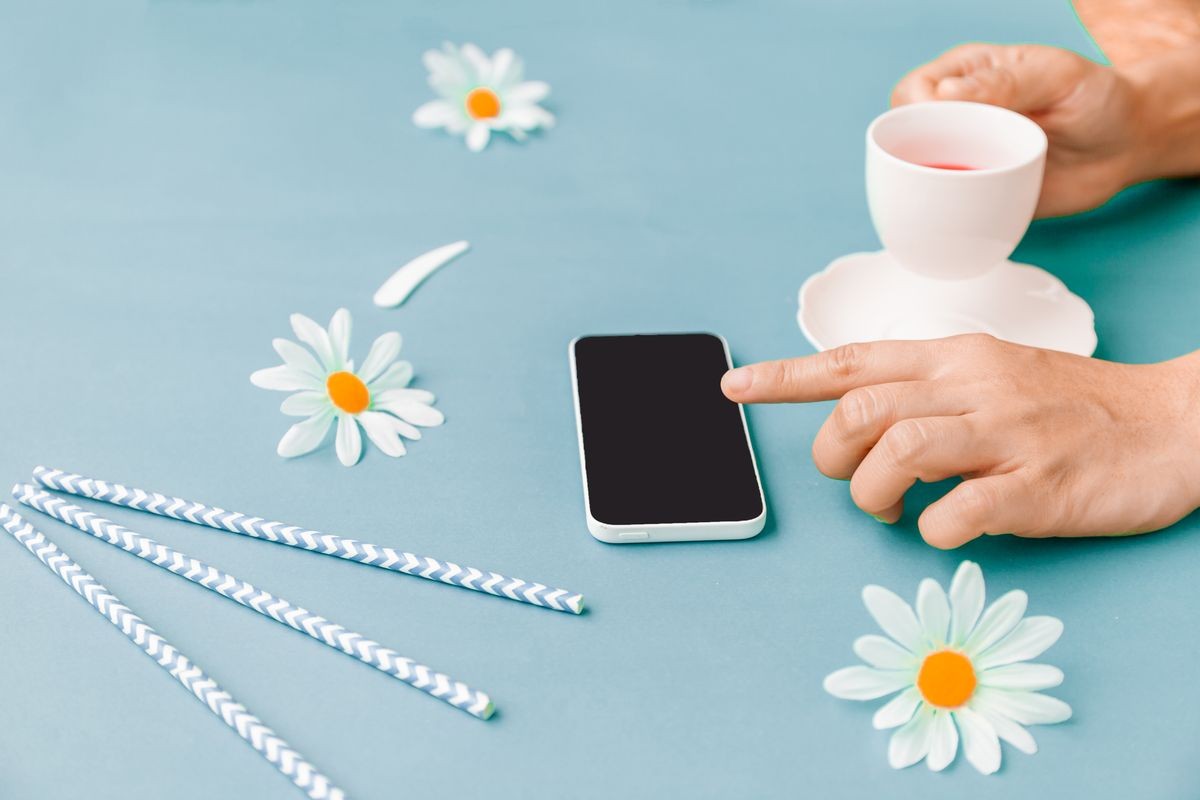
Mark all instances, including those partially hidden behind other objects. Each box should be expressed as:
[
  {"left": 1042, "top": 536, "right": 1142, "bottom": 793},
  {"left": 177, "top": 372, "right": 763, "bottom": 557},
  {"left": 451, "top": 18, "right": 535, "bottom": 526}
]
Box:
[{"left": 798, "top": 251, "right": 1097, "bottom": 356}]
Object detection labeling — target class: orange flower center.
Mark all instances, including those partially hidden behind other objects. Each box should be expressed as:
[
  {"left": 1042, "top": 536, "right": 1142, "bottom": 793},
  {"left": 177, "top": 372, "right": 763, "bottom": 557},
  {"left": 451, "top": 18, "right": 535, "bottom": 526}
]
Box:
[
  {"left": 916, "top": 650, "right": 976, "bottom": 709},
  {"left": 326, "top": 371, "right": 370, "bottom": 414},
  {"left": 465, "top": 87, "right": 501, "bottom": 120}
]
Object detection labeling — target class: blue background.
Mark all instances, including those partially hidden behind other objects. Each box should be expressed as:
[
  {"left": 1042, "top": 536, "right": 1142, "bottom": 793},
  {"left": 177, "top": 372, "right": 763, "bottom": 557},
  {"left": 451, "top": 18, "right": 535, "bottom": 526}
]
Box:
[{"left": 2, "top": 1, "right": 1199, "bottom": 797}]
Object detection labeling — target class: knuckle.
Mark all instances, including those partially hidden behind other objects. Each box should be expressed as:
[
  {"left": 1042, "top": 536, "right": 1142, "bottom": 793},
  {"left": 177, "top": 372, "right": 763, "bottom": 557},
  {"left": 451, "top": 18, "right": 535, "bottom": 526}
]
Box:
[
  {"left": 833, "top": 387, "right": 888, "bottom": 438},
  {"left": 826, "top": 342, "right": 866, "bottom": 381},
  {"left": 951, "top": 478, "right": 1004, "bottom": 521},
  {"left": 881, "top": 418, "right": 935, "bottom": 466}
]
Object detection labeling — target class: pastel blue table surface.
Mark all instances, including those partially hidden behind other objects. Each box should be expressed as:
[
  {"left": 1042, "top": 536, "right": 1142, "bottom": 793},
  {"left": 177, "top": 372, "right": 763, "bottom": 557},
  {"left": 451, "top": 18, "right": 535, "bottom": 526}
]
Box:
[{"left": 2, "top": 1, "right": 1199, "bottom": 798}]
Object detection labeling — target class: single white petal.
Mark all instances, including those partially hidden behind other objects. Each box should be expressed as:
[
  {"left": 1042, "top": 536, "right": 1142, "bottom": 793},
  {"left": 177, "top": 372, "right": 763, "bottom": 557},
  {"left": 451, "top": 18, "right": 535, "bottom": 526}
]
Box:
[
  {"left": 335, "top": 414, "right": 363, "bottom": 467},
  {"left": 373, "top": 388, "right": 434, "bottom": 405},
  {"left": 972, "top": 701, "right": 1039, "bottom": 754},
  {"left": 280, "top": 391, "right": 329, "bottom": 417},
  {"left": 948, "top": 561, "right": 985, "bottom": 645},
  {"left": 359, "top": 332, "right": 403, "bottom": 384},
  {"left": 500, "top": 104, "right": 555, "bottom": 131},
  {"left": 506, "top": 80, "right": 550, "bottom": 105},
  {"left": 372, "top": 240, "right": 470, "bottom": 309},
  {"left": 873, "top": 687, "right": 922, "bottom": 730},
  {"left": 423, "top": 47, "right": 469, "bottom": 87},
  {"left": 276, "top": 410, "right": 333, "bottom": 458},
  {"left": 458, "top": 43, "right": 491, "bottom": 82},
  {"left": 272, "top": 338, "right": 324, "bottom": 378},
  {"left": 466, "top": 122, "right": 491, "bottom": 152},
  {"left": 289, "top": 313, "right": 338, "bottom": 371},
  {"left": 359, "top": 411, "right": 408, "bottom": 458},
  {"left": 390, "top": 417, "right": 422, "bottom": 440},
  {"left": 822, "top": 666, "right": 912, "bottom": 701},
  {"left": 955, "top": 706, "right": 1002, "bottom": 774},
  {"left": 916, "top": 578, "right": 951, "bottom": 647},
  {"left": 328, "top": 308, "right": 351, "bottom": 367},
  {"left": 413, "top": 99, "right": 461, "bottom": 129},
  {"left": 368, "top": 361, "right": 414, "bottom": 392},
  {"left": 964, "top": 589, "right": 1028, "bottom": 656},
  {"left": 976, "top": 616, "right": 1064, "bottom": 669},
  {"left": 488, "top": 47, "right": 515, "bottom": 85},
  {"left": 862, "top": 585, "right": 924, "bottom": 653},
  {"left": 926, "top": 710, "right": 958, "bottom": 772},
  {"left": 853, "top": 635, "right": 918, "bottom": 670},
  {"left": 377, "top": 399, "right": 445, "bottom": 427},
  {"left": 973, "top": 688, "right": 1072, "bottom": 725},
  {"left": 888, "top": 705, "right": 935, "bottom": 769},
  {"left": 251, "top": 365, "right": 320, "bottom": 392},
  {"left": 979, "top": 663, "right": 1064, "bottom": 691}
]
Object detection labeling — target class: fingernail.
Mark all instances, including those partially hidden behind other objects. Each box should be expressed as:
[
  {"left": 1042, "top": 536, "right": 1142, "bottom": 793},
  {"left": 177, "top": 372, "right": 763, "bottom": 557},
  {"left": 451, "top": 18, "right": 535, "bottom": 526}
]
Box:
[
  {"left": 722, "top": 367, "right": 752, "bottom": 394},
  {"left": 870, "top": 514, "right": 895, "bottom": 525}
]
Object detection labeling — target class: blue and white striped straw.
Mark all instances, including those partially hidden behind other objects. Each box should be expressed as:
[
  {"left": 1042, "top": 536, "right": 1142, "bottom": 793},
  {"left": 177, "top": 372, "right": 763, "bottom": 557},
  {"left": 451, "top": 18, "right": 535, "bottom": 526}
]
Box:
[
  {"left": 0, "top": 504, "right": 346, "bottom": 800},
  {"left": 14, "top": 484, "right": 494, "bottom": 720},
  {"left": 34, "top": 466, "right": 584, "bottom": 615}
]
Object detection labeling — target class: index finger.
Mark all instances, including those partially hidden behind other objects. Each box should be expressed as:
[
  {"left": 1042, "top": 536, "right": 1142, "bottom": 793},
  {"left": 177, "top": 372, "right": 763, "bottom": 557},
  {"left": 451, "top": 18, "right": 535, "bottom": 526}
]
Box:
[
  {"left": 721, "top": 340, "right": 942, "bottom": 404},
  {"left": 891, "top": 43, "right": 999, "bottom": 105}
]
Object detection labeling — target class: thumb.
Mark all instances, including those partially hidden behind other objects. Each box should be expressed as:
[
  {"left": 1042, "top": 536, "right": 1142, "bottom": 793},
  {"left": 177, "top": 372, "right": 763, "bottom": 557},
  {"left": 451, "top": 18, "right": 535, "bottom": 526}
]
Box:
[{"left": 933, "top": 47, "right": 1088, "bottom": 114}]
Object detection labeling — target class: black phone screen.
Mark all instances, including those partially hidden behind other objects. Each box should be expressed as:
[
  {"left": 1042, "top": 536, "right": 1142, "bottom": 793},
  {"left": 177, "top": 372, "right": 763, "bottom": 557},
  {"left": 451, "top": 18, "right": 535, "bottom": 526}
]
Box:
[{"left": 572, "top": 333, "right": 764, "bottom": 526}]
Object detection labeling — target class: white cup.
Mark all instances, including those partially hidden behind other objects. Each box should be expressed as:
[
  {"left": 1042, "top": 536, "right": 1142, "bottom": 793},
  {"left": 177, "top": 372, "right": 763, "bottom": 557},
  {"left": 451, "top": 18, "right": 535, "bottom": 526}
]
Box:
[{"left": 866, "top": 101, "right": 1048, "bottom": 280}]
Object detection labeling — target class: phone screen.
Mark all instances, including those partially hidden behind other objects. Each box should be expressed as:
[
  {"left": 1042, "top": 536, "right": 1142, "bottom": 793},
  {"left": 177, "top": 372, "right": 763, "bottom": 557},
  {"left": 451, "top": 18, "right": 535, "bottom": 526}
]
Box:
[{"left": 572, "top": 333, "right": 764, "bottom": 526}]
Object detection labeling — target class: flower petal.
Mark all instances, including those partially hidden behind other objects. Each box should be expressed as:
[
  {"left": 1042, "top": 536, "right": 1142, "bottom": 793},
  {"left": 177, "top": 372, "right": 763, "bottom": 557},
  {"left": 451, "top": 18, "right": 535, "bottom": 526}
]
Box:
[
  {"left": 358, "top": 332, "right": 402, "bottom": 385},
  {"left": 328, "top": 309, "right": 351, "bottom": 368},
  {"left": 251, "top": 365, "right": 320, "bottom": 392},
  {"left": 853, "top": 635, "right": 918, "bottom": 671},
  {"left": 290, "top": 313, "right": 338, "bottom": 371},
  {"left": 979, "top": 663, "right": 1064, "bottom": 691},
  {"left": 413, "top": 99, "right": 462, "bottom": 129},
  {"left": 888, "top": 705, "right": 935, "bottom": 769},
  {"left": 955, "top": 706, "right": 1002, "bottom": 775},
  {"left": 873, "top": 687, "right": 922, "bottom": 730},
  {"left": 973, "top": 703, "right": 1039, "bottom": 754},
  {"left": 500, "top": 104, "right": 555, "bottom": 131},
  {"left": 390, "top": 418, "right": 422, "bottom": 440},
  {"left": 359, "top": 410, "right": 408, "bottom": 458},
  {"left": 276, "top": 410, "right": 333, "bottom": 458},
  {"left": 948, "top": 560, "right": 985, "bottom": 646},
  {"left": 976, "top": 616, "right": 1064, "bottom": 669},
  {"left": 506, "top": 80, "right": 550, "bottom": 105},
  {"left": 862, "top": 585, "right": 924, "bottom": 652},
  {"left": 335, "top": 414, "right": 363, "bottom": 467},
  {"left": 466, "top": 122, "right": 491, "bottom": 152},
  {"left": 272, "top": 338, "right": 324, "bottom": 378},
  {"left": 916, "top": 578, "right": 950, "bottom": 648},
  {"left": 368, "top": 362, "right": 414, "bottom": 392},
  {"left": 374, "top": 388, "right": 434, "bottom": 405},
  {"left": 488, "top": 47, "right": 515, "bottom": 86},
  {"left": 965, "top": 589, "right": 1028, "bottom": 656},
  {"left": 458, "top": 43, "right": 490, "bottom": 82},
  {"left": 926, "top": 710, "right": 958, "bottom": 772},
  {"left": 973, "top": 688, "right": 1072, "bottom": 725},
  {"left": 378, "top": 400, "right": 444, "bottom": 427},
  {"left": 280, "top": 391, "right": 329, "bottom": 417},
  {"left": 822, "top": 666, "right": 912, "bottom": 701}
]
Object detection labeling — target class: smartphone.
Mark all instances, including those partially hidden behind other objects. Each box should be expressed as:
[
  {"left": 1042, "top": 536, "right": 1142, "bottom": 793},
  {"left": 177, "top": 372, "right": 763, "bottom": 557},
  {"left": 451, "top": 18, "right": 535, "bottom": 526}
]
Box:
[{"left": 568, "top": 332, "right": 766, "bottom": 543}]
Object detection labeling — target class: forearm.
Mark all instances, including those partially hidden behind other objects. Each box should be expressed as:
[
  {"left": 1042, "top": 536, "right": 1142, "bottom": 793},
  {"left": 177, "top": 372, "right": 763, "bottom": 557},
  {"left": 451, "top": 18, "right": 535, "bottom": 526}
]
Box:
[{"left": 1124, "top": 44, "right": 1200, "bottom": 181}]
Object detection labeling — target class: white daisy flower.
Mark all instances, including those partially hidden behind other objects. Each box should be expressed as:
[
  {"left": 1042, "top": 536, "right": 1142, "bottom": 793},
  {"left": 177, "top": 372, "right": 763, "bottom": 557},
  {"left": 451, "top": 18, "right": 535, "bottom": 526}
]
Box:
[
  {"left": 249, "top": 308, "right": 444, "bottom": 467},
  {"left": 823, "top": 561, "right": 1071, "bottom": 775},
  {"left": 413, "top": 42, "right": 554, "bottom": 152}
]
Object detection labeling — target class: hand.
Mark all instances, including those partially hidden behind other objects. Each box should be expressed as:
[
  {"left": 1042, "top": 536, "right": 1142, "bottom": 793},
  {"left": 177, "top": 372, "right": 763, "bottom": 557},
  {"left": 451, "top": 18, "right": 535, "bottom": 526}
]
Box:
[
  {"left": 721, "top": 335, "right": 1200, "bottom": 549},
  {"left": 891, "top": 44, "right": 1142, "bottom": 218}
]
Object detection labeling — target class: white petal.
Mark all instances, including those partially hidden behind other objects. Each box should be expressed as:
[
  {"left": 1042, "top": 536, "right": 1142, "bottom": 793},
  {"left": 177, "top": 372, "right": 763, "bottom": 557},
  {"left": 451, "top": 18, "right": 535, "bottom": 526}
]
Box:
[
  {"left": 466, "top": 123, "right": 491, "bottom": 152},
  {"left": 369, "top": 361, "right": 414, "bottom": 392},
  {"left": 374, "top": 388, "right": 434, "bottom": 405},
  {"left": 335, "top": 414, "right": 363, "bottom": 467},
  {"left": 853, "top": 635, "right": 917, "bottom": 671},
  {"left": 359, "top": 411, "right": 407, "bottom": 458},
  {"left": 862, "top": 585, "right": 924, "bottom": 652},
  {"left": 873, "top": 687, "right": 922, "bottom": 730},
  {"left": 822, "top": 666, "right": 912, "bottom": 701},
  {"left": 976, "top": 616, "right": 1064, "bottom": 669},
  {"left": 276, "top": 410, "right": 333, "bottom": 458},
  {"left": 888, "top": 706, "right": 935, "bottom": 769},
  {"left": 290, "top": 313, "right": 338, "bottom": 371},
  {"left": 972, "top": 688, "right": 1072, "bottom": 725},
  {"left": 280, "top": 391, "right": 329, "bottom": 417},
  {"left": 488, "top": 47, "right": 515, "bottom": 85},
  {"left": 926, "top": 710, "right": 958, "bottom": 772},
  {"left": 965, "top": 589, "right": 1028, "bottom": 656},
  {"left": 376, "top": 399, "right": 444, "bottom": 427},
  {"left": 423, "top": 47, "right": 469, "bottom": 86},
  {"left": 973, "top": 703, "right": 1039, "bottom": 754},
  {"left": 372, "top": 240, "right": 470, "bottom": 309},
  {"left": 979, "top": 663, "right": 1064, "bottom": 691},
  {"left": 916, "top": 578, "right": 950, "bottom": 647},
  {"left": 948, "top": 561, "right": 985, "bottom": 645},
  {"left": 358, "top": 332, "right": 402, "bottom": 384},
  {"left": 506, "top": 80, "right": 550, "bottom": 105},
  {"left": 328, "top": 309, "right": 351, "bottom": 367},
  {"left": 955, "top": 706, "right": 1002, "bottom": 774},
  {"left": 272, "top": 338, "right": 324, "bottom": 378},
  {"left": 413, "top": 99, "right": 461, "bottom": 129},
  {"left": 251, "top": 365, "right": 320, "bottom": 392},
  {"left": 458, "top": 43, "right": 490, "bottom": 82},
  {"left": 500, "top": 104, "right": 555, "bottom": 131},
  {"left": 391, "top": 417, "right": 422, "bottom": 440}
]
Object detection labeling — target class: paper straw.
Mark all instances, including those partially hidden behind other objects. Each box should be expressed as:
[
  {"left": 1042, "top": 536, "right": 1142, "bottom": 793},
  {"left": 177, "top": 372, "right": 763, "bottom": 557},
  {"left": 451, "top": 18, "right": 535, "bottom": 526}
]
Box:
[
  {"left": 34, "top": 466, "right": 584, "bottom": 615},
  {"left": 14, "top": 484, "right": 494, "bottom": 720},
  {"left": 0, "top": 504, "right": 346, "bottom": 800}
]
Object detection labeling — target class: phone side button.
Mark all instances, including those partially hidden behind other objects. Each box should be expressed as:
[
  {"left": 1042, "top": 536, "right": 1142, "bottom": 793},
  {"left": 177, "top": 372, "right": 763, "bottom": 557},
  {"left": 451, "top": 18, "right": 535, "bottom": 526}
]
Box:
[{"left": 618, "top": 531, "right": 650, "bottom": 541}]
